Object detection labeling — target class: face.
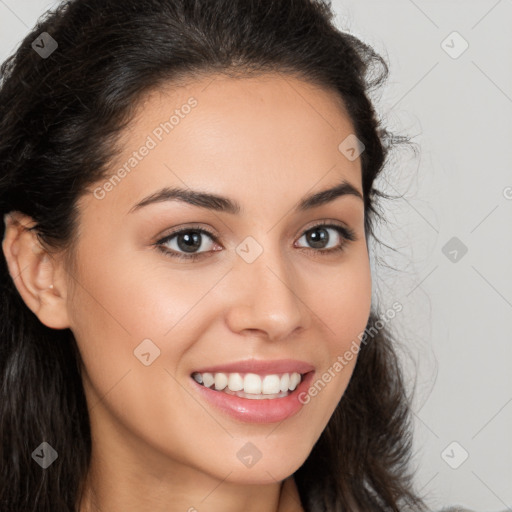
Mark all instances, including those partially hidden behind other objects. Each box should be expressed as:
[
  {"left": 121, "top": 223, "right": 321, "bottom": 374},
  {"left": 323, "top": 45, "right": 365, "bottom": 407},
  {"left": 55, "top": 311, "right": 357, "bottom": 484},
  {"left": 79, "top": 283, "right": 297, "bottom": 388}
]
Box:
[{"left": 63, "top": 73, "right": 372, "bottom": 485}]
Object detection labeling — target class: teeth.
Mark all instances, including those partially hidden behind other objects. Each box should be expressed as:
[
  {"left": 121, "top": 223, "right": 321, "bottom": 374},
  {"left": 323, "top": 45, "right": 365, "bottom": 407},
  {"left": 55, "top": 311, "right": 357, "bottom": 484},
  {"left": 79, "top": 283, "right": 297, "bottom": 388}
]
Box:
[
  {"left": 228, "top": 372, "right": 244, "bottom": 391},
  {"left": 202, "top": 372, "right": 214, "bottom": 388},
  {"left": 289, "top": 372, "right": 301, "bottom": 391},
  {"left": 244, "top": 373, "right": 261, "bottom": 394},
  {"left": 192, "top": 371, "right": 304, "bottom": 395},
  {"left": 279, "top": 373, "right": 290, "bottom": 393},
  {"left": 262, "top": 375, "right": 281, "bottom": 394},
  {"left": 214, "top": 372, "right": 228, "bottom": 391}
]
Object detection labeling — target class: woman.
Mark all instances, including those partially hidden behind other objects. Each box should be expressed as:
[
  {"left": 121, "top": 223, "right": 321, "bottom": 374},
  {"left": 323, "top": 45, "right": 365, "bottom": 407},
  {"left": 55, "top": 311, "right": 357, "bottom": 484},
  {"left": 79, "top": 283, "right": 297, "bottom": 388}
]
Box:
[{"left": 0, "top": 0, "right": 475, "bottom": 510}]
